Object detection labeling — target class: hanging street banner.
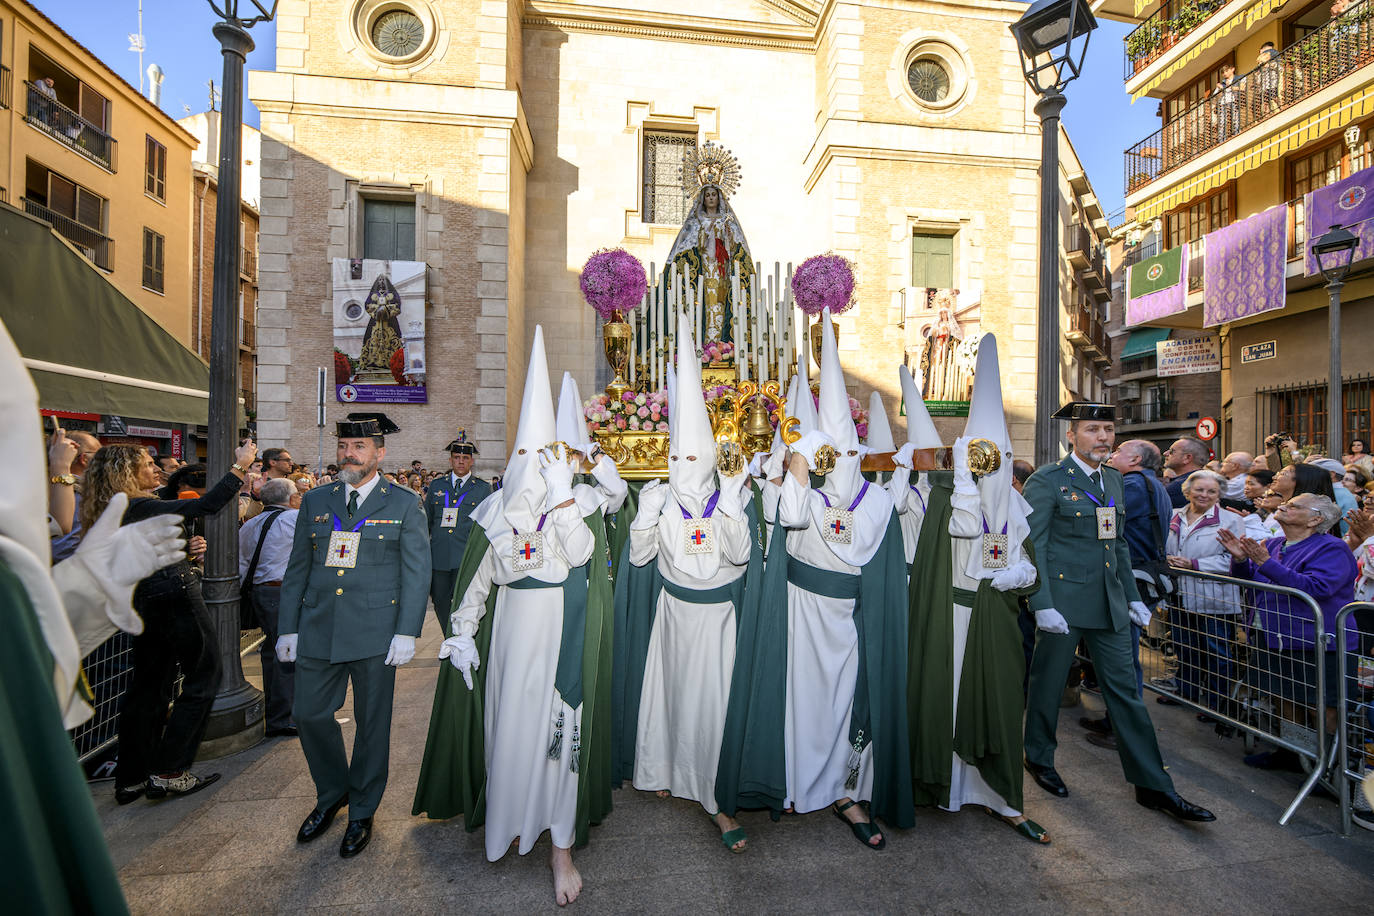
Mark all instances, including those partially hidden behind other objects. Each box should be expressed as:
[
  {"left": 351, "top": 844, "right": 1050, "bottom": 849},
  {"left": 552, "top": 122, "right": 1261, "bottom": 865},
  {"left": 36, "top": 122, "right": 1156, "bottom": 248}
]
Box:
[
  {"left": 1203, "top": 204, "right": 1287, "bottom": 327},
  {"left": 1125, "top": 242, "right": 1188, "bottom": 326},
  {"left": 1156, "top": 334, "right": 1220, "bottom": 377},
  {"left": 332, "top": 259, "right": 428, "bottom": 404},
  {"left": 1305, "top": 164, "right": 1374, "bottom": 278}
]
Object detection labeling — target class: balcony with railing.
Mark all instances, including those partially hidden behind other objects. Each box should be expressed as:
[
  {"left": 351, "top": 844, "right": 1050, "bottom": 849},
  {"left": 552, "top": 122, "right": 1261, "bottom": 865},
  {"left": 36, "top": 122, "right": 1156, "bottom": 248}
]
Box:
[
  {"left": 23, "top": 81, "right": 117, "bottom": 171},
  {"left": 23, "top": 197, "right": 112, "bottom": 270},
  {"left": 240, "top": 245, "right": 257, "bottom": 280},
  {"left": 1125, "top": 1, "right": 1374, "bottom": 194},
  {"left": 1119, "top": 400, "right": 1180, "bottom": 425},
  {"left": 240, "top": 318, "right": 256, "bottom": 351},
  {"left": 1123, "top": 0, "right": 1229, "bottom": 80},
  {"left": 1067, "top": 304, "right": 1111, "bottom": 364},
  {"left": 1, "top": 65, "right": 11, "bottom": 110}
]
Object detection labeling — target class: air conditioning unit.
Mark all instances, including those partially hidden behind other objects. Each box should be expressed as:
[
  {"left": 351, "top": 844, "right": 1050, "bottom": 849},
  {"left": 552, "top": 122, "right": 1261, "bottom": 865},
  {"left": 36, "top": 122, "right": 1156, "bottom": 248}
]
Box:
[{"left": 1118, "top": 382, "right": 1140, "bottom": 399}]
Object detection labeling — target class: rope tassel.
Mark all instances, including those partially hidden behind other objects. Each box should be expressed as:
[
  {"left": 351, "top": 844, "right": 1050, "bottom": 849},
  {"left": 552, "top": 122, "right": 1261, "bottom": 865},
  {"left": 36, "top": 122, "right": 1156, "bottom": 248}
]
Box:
[
  {"left": 547, "top": 708, "right": 564, "bottom": 761},
  {"left": 844, "top": 729, "right": 864, "bottom": 791},
  {"left": 570, "top": 721, "right": 581, "bottom": 774}
]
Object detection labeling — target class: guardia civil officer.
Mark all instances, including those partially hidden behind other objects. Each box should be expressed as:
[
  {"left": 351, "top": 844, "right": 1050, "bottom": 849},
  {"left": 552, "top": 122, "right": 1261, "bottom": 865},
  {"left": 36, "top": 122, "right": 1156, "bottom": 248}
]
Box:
[
  {"left": 423, "top": 429, "right": 491, "bottom": 632},
  {"left": 1022, "top": 402, "right": 1215, "bottom": 823},
  {"left": 277, "top": 412, "right": 432, "bottom": 857}
]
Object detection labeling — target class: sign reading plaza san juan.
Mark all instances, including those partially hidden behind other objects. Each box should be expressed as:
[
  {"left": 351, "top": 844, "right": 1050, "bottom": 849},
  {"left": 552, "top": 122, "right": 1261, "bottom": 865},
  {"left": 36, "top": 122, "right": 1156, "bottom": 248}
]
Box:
[
  {"left": 1241, "top": 340, "right": 1277, "bottom": 363},
  {"left": 1156, "top": 335, "right": 1220, "bottom": 377}
]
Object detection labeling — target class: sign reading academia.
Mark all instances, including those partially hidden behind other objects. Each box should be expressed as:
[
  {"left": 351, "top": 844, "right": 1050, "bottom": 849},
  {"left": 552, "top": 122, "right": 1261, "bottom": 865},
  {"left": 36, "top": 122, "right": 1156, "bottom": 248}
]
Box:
[{"left": 1156, "top": 335, "right": 1220, "bottom": 377}]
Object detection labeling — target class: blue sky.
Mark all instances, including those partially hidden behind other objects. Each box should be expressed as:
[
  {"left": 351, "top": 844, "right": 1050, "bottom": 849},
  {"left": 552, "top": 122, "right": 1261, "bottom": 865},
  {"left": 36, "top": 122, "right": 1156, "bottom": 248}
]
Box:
[{"left": 32, "top": 1, "right": 1154, "bottom": 214}]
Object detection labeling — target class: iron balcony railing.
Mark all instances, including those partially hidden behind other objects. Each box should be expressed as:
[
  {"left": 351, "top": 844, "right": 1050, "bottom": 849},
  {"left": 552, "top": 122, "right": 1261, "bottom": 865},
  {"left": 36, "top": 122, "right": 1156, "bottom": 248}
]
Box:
[
  {"left": 240, "top": 318, "right": 256, "bottom": 350},
  {"left": 240, "top": 244, "right": 257, "bottom": 280},
  {"left": 1123, "top": 0, "right": 1229, "bottom": 80},
  {"left": 23, "top": 197, "right": 112, "bottom": 270},
  {"left": 1125, "top": 0, "right": 1374, "bottom": 194},
  {"left": 0, "top": 65, "right": 11, "bottom": 110},
  {"left": 1068, "top": 304, "right": 1111, "bottom": 362},
  {"left": 23, "top": 81, "right": 117, "bottom": 171},
  {"left": 1119, "top": 400, "right": 1180, "bottom": 424}
]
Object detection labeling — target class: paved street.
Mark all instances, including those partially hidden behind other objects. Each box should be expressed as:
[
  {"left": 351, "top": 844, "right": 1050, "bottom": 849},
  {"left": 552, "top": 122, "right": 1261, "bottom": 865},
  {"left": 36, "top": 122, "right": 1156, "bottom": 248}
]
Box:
[{"left": 96, "top": 614, "right": 1374, "bottom": 915}]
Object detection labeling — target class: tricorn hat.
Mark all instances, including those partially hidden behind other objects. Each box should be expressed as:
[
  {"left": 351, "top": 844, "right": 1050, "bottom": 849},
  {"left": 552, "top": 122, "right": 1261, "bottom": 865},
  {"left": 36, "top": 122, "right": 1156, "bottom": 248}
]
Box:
[
  {"left": 446, "top": 428, "right": 477, "bottom": 455},
  {"left": 1050, "top": 401, "right": 1115, "bottom": 422},
  {"left": 338, "top": 411, "right": 399, "bottom": 438}
]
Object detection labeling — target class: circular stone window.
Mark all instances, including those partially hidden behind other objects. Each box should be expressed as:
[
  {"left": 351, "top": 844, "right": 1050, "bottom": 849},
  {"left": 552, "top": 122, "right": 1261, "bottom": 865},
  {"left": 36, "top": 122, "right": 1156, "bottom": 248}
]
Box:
[
  {"left": 372, "top": 8, "right": 424, "bottom": 57},
  {"left": 907, "top": 59, "right": 951, "bottom": 105}
]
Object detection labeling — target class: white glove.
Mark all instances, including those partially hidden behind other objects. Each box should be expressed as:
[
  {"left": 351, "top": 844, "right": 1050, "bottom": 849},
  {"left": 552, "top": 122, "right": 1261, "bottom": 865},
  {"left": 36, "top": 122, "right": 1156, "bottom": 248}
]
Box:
[
  {"left": 893, "top": 442, "right": 917, "bottom": 470},
  {"left": 439, "top": 634, "right": 481, "bottom": 689},
  {"left": 69, "top": 491, "right": 186, "bottom": 635},
  {"left": 952, "top": 435, "right": 976, "bottom": 494},
  {"left": 1034, "top": 608, "right": 1070, "bottom": 634},
  {"left": 790, "top": 430, "right": 837, "bottom": 472},
  {"left": 636, "top": 479, "right": 670, "bottom": 520},
  {"left": 539, "top": 444, "right": 576, "bottom": 508},
  {"left": 717, "top": 466, "right": 750, "bottom": 518},
  {"left": 1128, "top": 601, "right": 1153, "bottom": 628},
  {"left": 384, "top": 634, "right": 416, "bottom": 666},
  {"left": 991, "top": 559, "right": 1037, "bottom": 593},
  {"left": 276, "top": 633, "right": 298, "bottom": 663},
  {"left": 763, "top": 445, "right": 786, "bottom": 481}
]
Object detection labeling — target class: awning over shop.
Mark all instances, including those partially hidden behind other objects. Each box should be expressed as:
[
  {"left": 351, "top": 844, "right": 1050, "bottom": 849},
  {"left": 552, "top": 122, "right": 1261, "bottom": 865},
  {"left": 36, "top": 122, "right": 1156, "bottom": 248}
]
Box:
[
  {"left": 0, "top": 204, "right": 213, "bottom": 426},
  {"left": 1121, "top": 327, "right": 1171, "bottom": 359}
]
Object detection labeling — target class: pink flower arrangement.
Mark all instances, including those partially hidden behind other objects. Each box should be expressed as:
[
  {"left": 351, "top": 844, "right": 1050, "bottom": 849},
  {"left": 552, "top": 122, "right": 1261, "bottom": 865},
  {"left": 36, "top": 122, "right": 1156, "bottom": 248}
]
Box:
[
  {"left": 702, "top": 340, "right": 735, "bottom": 364},
  {"left": 805, "top": 390, "right": 870, "bottom": 440},
  {"left": 580, "top": 248, "right": 648, "bottom": 320},
  {"left": 792, "top": 253, "right": 856, "bottom": 316},
  {"left": 584, "top": 388, "right": 669, "bottom": 433}
]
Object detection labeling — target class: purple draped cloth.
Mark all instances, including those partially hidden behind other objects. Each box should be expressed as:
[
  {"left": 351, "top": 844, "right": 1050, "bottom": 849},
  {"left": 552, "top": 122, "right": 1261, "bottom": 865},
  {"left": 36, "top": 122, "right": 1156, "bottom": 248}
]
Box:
[
  {"left": 1203, "top": 204, "right": 1287, "bottom": 327},
  {"left": 1304, "top": 165, "right": 1374, "bottom": 277}
]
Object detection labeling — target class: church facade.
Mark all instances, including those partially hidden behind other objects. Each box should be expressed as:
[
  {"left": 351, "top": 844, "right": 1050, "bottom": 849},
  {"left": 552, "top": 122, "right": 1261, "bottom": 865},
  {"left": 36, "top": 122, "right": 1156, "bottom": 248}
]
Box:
[{"left": 249, "top": 0, "right": 1110, "bottom": 469}]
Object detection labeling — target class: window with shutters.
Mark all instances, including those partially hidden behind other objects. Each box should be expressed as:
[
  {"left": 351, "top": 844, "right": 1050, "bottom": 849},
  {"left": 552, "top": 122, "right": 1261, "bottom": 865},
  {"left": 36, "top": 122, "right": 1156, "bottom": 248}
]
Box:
[
  {"left": 1165, "top": 186, "right": 1231, "bottom": 250},
  {"left": 911, "top": 231, "right": 955, "bottom": 289},
  {"left": 142, "top": 227, "right": 164, "bottom": 293},
  {"left": 642, "top": 132, "right": 697, "bottom": 225},
  {"left": 145, "top": 135, "right": 166, "bottom": 201},
  {"left": 362, "top": 197, "right": 416, "bottom": 260}
]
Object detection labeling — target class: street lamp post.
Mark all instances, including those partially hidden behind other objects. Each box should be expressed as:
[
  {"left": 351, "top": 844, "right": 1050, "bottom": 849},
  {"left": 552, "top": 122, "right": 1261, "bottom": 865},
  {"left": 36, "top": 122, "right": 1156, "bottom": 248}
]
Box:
[
  {"left": 1312, "top": 224, "right": 1359, "bottom": 458},
  {"left": 201, "top": 0, "right": 278, "bottom": 756},
  {"left": 1009, "top": 0, "right": 1097, "bottom": 465}
]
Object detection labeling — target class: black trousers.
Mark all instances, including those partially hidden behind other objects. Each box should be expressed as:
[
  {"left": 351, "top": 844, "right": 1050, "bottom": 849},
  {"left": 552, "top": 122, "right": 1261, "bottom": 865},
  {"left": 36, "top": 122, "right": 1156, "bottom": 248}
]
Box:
[
  {"left": 250, "top": 586, "right": 295, "bottom": 730},
  {"left": 430, "top": 568, "right": 459, "bottom": 636},
  {"left": 115, "top": 567, "right": 222, "bottom": 787}
]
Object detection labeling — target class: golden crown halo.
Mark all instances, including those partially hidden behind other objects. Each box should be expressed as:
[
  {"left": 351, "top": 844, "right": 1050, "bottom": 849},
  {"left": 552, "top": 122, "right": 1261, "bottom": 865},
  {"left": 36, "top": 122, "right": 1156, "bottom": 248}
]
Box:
[{"left": 680, "top": 141, "right": 742, "bottom": 199}]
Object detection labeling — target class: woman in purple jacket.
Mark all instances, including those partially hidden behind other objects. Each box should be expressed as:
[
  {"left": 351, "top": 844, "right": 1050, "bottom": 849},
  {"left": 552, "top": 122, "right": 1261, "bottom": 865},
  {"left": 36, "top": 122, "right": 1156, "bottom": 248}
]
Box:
[{"left": 1218, "top": 493, "right": 1357, "bottom": 769}]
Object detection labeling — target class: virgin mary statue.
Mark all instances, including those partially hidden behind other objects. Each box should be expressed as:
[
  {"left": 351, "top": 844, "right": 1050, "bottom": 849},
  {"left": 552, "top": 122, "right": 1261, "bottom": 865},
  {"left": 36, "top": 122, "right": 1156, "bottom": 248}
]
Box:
[{"left": 665, "top": 142, "right": 756, "bottom": 347}]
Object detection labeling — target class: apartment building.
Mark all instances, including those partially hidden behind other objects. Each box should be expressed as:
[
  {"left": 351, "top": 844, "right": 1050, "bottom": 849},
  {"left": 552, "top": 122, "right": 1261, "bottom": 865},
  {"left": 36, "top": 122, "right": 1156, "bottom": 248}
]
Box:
[
  {"left": 1097, "top": 0, "right": 1374, "bottom": 454},
  {"left": 0, "top": 0, "right": 198, "bottom": 345}
]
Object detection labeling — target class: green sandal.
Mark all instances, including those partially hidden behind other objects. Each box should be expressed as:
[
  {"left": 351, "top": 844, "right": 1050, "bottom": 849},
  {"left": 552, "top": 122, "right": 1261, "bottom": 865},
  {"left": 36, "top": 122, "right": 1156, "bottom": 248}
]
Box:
[
  {"left": 986, "top": 808, "right": 1050, "bottom": 844},
  {"left": 711, "top": 813, "right": 747, "bottom": 853},
  {"left": 832, "top": 800, "right": 885, "bottom": 850}
]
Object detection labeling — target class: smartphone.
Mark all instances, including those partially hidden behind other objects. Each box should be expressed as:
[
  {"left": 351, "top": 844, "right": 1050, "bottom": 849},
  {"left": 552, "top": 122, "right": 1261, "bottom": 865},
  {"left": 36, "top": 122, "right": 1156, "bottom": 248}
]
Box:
[{"left": 1220, "top": 497, "right": 1253, "bottom": 513}]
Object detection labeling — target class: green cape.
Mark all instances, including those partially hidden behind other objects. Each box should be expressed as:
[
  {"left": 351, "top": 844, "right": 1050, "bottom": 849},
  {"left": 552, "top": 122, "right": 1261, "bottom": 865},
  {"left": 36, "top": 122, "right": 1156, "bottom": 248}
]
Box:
[
  {"left": 907, "top": 471, "right": 1039, "bottom": 811},
  {"left": 610, "top": 483, "right": 778, "bottom": 815},
  {"left": 411, "top": 509, "right": 615, "bottom": 849},
  {"left": 0, "top": 559, "right": 128, "bottom": 916}
]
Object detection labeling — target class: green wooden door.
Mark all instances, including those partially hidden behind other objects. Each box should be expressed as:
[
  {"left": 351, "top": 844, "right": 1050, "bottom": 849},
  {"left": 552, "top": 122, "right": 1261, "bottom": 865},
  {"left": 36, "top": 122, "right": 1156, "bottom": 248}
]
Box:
[
  {"left": 911, "top": 232, "right": 953, "bottom": 288},
  {"left": 363, "top": 199, "right": 416, "bottom": 261}
]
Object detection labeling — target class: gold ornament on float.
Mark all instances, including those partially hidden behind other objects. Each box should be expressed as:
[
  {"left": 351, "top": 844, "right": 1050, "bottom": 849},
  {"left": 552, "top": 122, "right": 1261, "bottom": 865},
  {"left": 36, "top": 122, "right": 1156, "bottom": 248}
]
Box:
[{"left": 967, "top": 438, "right": 1002, "bottom": 478}]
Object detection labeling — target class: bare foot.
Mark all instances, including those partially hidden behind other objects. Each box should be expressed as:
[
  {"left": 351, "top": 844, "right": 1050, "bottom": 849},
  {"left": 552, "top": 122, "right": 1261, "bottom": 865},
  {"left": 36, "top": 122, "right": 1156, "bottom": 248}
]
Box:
[
  {"left": 655, "top": 790, "right": 671, "bottom": 799},
  {"left": 550, "top": 845, "right": 582, "bottom": 907},
  {"left": 835, "top": 797, "right": 883, "bottom": 846},
  {"left": 714, "top": 812, "right": 746, "bottom": 852}
]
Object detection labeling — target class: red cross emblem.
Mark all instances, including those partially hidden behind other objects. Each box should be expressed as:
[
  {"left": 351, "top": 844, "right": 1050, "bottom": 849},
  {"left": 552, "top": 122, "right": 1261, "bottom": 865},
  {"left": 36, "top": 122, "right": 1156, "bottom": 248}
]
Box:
[
  {"left": 1340, "top": 186, "right": 1366, "bottom": 210},
  {"left": 830, "top": 518, "right": 846, "bottom": 536},
  {"left": 691, "top": 528, "right": 706, "bottom": 545},
  {"left": 987, "top": 542, "right": 1003, "bottom": 561},
  {"left": 520, "top": 541, "right": 536, "bottom": 560},
  {"left": 1103, "top": 517, "right": 1113, "bottom": 531},
  {"left": 336, "top": 543, "right": 352, "bottom": 559}
]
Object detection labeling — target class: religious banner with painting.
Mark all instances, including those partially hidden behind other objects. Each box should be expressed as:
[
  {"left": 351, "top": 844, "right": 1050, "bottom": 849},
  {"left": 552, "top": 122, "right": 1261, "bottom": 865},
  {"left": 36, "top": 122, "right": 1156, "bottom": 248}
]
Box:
[
  {"left": 332, "top": 258, "right": 428, "bottom": 404},
  {"left": 1202, "top": 204, "right": 1286, "bottom": 328},
  {"left": 1304, "top": 165, "right": 1374, "bottom": 277},
  {"left": 1125, "top": 242, "right": 1188, "bottom": 326},
  {"left": 912, "top": 287, "right": 981, "bottom": 417}
]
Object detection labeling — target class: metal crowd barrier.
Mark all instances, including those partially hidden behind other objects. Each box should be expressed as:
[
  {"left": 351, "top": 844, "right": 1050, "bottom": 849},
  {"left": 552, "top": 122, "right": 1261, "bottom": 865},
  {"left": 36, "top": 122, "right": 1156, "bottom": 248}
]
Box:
[
  {"left": 1136, "top": 567, "right": 1337, "bottom": 826},
  {"left": 1335, "top": 602, "right": 1374, "bottom": 837}
]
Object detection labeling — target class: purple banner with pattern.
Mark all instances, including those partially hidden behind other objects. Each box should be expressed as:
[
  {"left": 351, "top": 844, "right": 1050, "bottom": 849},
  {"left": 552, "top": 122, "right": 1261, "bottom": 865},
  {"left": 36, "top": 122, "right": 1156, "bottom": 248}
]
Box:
[
  {"left": 1202, "top": 204, "right": 1287, "bottom": 328},
  {"left": 1304, "top": 165, "right": 1374, "bottom": 277}
]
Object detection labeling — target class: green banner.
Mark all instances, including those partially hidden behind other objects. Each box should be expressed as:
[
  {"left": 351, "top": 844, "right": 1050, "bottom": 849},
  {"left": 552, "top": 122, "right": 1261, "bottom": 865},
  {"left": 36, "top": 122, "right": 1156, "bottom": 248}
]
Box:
[{"left": 1128, "top": 245, "right": 1184, "bottom": 300}]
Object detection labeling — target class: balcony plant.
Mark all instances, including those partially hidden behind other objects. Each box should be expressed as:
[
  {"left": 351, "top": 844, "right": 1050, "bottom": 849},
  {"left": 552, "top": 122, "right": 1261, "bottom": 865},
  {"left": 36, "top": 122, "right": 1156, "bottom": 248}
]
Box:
[{"left": 1126, "top": 22, "right": 1162, "bottom": 69}]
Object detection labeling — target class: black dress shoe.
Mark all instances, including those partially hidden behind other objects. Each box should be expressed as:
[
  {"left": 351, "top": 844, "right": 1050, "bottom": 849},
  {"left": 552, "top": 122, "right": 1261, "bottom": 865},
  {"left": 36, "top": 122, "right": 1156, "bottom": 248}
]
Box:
[
  {"left": 265, "top": 725, "right": 299, "bottom": 738},
  {"left": 297, "top": 796, "right": 348, "bottom": 843},
  {"left": 1025, "top": 760, "right": 1069, "bottom": 797},
  {"left": 115, "top": 784, "right": 146, "bottom": 805},
  {"left": 339, "top": 817, "right": 372, "bottom": 858},
  {"left": 1135, "top": 787, "right": 1216, "bottom": 822},
  {"left": 1085, "top": 731, "right": 1119, "bottom": 751},
  {"left": 1079, "top": 716, "right": 1113, "bottom": 736}
]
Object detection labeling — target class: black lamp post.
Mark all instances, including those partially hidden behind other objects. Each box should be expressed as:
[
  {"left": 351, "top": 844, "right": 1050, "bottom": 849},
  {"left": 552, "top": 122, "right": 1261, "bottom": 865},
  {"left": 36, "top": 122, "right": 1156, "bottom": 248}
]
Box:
[
  {"left": 1009, "top": 0, "right": 1097, "bottom": 465},
  {"left": 201, "top": 0, "right": 278, "bottom": 755},
  {"left": 1312, "top": 224, "right": 1359, "bottom": 458}
]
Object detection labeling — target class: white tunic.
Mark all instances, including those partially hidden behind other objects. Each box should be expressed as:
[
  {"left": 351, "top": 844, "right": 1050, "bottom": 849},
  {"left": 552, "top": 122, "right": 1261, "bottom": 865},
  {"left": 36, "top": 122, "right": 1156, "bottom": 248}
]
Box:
[
  {"left": 627, "top": 487, "right": 751, "bottom": 813},
  {"left": 452, "top": 487, "right": 602, "bottom": 861},
  {"left": 777, "top": 473, "right": 893, "bottom": 813},
  {"left": 943, "top": 484, "right": 1018, "bottom": 816},
  {"left": 888, "top": 467, "right": 931, "bottom": 566}
]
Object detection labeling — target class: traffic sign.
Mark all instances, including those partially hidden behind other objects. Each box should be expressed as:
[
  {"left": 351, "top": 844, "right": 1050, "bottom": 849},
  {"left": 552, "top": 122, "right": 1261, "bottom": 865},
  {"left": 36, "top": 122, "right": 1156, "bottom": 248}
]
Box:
[{"left": 1195, "top": 416, "right": 1218, "bottom": 441}]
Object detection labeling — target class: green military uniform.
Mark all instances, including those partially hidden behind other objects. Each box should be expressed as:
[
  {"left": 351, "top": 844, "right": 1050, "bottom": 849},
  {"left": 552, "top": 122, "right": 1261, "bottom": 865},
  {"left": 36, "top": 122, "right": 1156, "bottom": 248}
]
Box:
[
  {"left": 424, "top": 471, "right": 491, "bottom": 634},
  {"left": 280, "top": 463, "right": 431, "bottom": 818},
  {"left": 1022, "top": 453, "right": 1173, "bottom": 793}
]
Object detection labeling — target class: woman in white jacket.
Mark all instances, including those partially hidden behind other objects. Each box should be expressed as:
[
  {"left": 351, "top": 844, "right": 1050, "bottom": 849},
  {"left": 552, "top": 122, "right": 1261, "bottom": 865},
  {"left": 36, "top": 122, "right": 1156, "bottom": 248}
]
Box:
[{"left": 1166, "top": 470, "right": 1246, "bottom": 720}]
